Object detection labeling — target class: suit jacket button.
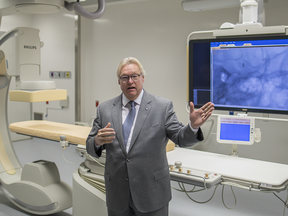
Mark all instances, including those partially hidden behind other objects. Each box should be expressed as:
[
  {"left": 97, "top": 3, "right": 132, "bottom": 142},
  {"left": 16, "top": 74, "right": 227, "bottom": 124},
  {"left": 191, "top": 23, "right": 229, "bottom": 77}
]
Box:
[
  {"left": 126, "top": 177, "right": 129, "bottom": 181},
  {"left": 126, "top": 159, "right": 130, "bottom": 162}
]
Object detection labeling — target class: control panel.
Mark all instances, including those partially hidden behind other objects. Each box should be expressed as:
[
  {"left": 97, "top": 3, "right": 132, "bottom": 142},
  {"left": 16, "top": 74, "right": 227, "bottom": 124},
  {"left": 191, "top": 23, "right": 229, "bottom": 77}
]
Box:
[
  {"left": 169, "top": 161, "right": 221, "bottom": 188},
  {"left": 49, "top": 71, "right": 71, "bottom": 79}
]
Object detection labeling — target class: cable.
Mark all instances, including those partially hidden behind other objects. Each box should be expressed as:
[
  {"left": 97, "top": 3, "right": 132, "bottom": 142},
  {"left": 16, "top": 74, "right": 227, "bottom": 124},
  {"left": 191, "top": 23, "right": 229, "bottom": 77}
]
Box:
[
  {"left": 179, "top": 182, "right": 206, "bottom": 193},
  {"left": 221, "top": 181, "right": 278, "bottom": 193},
  {"left": 221, "top": 143, "right": 239, "bottom": 156},
  {"left": 221, "top": 143, "right": 235, "bottom": 151},
  {"left": 185, "top": 102, "right": 215, "bottom": 144},
  {"left": 78, "top": 171, "right": 106, "bottom": 194},
  {"left": 173, "top": 177, "right": 287, "bottom": 212},
  {"left": 203, "top": 118, "right": 214, "bottom": 142},
  {"left": 273, "top": 192, "right": 288, "bottom": 207},
  {"left": 65, "top": 0, "right": 105, "bottom": 19},
  {"left": 172, "top": 184, "right": 194, "bottom": 192},
  {"left": 85, "top": 153, "right": 105, "bottom": 167},
  {"left": 172, "top": 181, "right": 219, "bottom": 204},
  {"left": 61, "top": 148, "right": 84, "bottom": 164},
  {"left": 0, "top": 29, "right": 18, "bottom": 46},
  {"left": 45, "top": 107, "right": 63, "bottom": 118},
  {"left": 221, "top": 185, "right": 237, "bottom": 210},
  {"left": 172, "top": 183, "right": 203, "bottom": 193},
  {"left": 273, "top": 189, "right": 288, "bottom": 216},
  {"left": 285, "top": 190, "right": 288, "bottom": 216},
  {"left": 184, "top": 183, "right": 219, "bottom": 204}
]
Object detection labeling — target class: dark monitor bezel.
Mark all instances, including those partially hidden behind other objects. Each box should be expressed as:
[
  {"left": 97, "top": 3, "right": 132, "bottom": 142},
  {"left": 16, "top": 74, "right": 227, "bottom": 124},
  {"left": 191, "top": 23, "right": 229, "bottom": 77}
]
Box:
[{"left": 188, "top": 34, "right": 288, "bottom": 115}]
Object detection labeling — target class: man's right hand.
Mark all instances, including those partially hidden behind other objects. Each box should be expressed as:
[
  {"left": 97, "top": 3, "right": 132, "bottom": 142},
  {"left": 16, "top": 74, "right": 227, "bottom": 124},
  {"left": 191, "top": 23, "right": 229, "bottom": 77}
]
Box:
[{"left": 95, "top": 123, "right": 116, "bottom": 146}]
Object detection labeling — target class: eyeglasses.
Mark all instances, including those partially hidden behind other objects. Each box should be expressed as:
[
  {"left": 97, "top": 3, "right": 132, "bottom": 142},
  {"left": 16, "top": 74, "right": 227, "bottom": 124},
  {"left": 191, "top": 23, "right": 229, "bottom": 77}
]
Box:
[{"left": 119, "top": 74, "right": 142, "bottom": 83}]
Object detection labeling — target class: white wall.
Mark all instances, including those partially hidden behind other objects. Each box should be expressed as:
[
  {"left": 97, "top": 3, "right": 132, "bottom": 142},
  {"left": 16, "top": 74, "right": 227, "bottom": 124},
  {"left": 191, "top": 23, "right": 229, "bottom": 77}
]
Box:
[
  {"left": 80, "top": 0, "right": 241, "bottom": 124},
  {"left": 31, "top": 10, "right": 76, "bottom": 124},
  {"left": 80, "top": 0, "right": 288, "bottom": 164}
]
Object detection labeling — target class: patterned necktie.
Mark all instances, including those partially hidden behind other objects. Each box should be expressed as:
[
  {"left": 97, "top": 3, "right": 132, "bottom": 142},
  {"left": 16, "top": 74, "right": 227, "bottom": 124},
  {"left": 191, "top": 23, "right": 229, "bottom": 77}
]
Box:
[{"left": 123, "top": 101, "right": 136, "bottom": 148}]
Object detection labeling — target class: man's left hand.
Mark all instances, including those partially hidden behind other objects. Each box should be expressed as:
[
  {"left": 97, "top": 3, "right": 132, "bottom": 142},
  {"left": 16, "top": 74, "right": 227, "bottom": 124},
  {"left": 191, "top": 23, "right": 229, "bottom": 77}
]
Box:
[{"left": 190, "top": 102, "right": 214, "bottom": 129}]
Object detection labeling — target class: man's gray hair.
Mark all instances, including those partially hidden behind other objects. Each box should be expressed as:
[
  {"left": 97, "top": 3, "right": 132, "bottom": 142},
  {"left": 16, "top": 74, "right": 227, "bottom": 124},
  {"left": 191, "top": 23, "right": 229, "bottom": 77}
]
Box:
[{"left": 117, "top": 57, "right": 146, "bottom": 78}]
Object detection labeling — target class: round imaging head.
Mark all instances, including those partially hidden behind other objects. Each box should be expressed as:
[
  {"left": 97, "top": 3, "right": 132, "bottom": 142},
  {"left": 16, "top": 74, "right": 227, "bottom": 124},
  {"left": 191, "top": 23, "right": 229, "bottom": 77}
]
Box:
[
  {"left": 0, "top": 0, "right": 65, "bottom": 15},
  {"left": 15, "top": 3, "right": 61, "bottom": 14}
]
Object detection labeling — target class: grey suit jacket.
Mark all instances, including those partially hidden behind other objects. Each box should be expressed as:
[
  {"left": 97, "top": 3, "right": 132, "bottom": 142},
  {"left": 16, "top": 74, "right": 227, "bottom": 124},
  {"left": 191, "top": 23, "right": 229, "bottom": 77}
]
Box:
[{"left": 86, "top": 90, "right": 203, "bottom": 213}]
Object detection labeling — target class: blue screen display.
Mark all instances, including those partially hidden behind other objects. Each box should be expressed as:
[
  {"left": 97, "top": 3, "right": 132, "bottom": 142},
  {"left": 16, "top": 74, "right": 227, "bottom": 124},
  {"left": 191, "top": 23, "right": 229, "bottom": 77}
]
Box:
[
  {"left": 220, "top": 123, "right": 250, "bottom": 141},
  {"left": 212, "top": 40, "right": 288, "bottom": 111},
  {"left": 189, "top": 36, "right": 288, "bottom": 114}
]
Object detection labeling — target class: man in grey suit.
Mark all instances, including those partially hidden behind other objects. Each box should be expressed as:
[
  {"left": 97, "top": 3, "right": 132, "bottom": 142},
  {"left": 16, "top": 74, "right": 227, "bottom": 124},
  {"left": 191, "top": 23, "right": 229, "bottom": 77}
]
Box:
[{"left": 86, "top": 57, "right": 214, "bottom": 216}]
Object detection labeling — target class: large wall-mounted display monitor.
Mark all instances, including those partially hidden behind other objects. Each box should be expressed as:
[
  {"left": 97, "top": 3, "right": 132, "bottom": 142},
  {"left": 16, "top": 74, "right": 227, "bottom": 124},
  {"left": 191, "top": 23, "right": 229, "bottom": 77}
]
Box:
[{"left": 188, "top": 35, "right": 288, "bottom": 114}]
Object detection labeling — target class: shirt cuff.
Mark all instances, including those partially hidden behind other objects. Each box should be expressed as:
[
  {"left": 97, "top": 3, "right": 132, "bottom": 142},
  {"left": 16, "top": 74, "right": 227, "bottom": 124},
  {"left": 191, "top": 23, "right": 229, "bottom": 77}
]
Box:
[
  {"left": 94, "top": 139, "right": 102, "bottom": 150},
  {"left": 189, "top": 122, "right": 199, "bottom": 135}
]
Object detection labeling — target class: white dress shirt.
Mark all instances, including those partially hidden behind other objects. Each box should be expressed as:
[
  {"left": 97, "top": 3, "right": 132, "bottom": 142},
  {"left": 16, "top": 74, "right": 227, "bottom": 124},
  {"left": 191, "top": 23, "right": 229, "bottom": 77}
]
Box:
[{"left": 122, "top": 89, "right": 144, "bottom": 152}]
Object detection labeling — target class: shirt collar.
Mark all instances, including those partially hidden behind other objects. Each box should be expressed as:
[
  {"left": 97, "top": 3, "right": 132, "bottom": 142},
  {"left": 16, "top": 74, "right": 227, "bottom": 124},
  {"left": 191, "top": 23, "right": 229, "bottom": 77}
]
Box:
[{"left": 122, "top": 89, "right": 144, "bottom": 107}]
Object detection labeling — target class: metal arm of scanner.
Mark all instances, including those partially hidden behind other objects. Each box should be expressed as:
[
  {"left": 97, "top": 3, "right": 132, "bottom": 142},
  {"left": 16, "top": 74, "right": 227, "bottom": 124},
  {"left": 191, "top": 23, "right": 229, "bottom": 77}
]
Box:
[
  {"left": 0, "top": 27, "right": 71, "bottom": 215},
  {"left": 65, "top": 0, "right": 105, "bottom": 19},
  {"left": 0, "top": 0, "right": 106, "bottom": 20}
]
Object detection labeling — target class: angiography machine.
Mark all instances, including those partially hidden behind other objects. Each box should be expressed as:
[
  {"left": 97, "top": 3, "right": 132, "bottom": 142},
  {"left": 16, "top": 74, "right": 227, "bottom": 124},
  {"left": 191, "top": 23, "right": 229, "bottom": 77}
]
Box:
[
  {"left": 2, "top": 0, "right": 288, "bottom": 216},
  {"left": 0, "top": 0, "right": 106, "bottom": 215}
]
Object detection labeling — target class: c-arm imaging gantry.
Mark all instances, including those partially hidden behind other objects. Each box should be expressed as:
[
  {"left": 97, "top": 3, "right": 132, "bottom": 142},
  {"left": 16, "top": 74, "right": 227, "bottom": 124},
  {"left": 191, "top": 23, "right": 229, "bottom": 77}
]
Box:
[
  {"left": 0, "top": 0, "right": 107, "bottom": 214},
  {"left": 0, "top": 27, "right": 71, "bottom": 215}
]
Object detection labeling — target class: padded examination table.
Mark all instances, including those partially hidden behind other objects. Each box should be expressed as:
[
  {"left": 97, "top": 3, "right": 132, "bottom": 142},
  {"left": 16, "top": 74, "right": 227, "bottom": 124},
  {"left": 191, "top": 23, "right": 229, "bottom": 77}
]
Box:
[{"left": 9, "top": 120, "right": 91, "bottom": 145}]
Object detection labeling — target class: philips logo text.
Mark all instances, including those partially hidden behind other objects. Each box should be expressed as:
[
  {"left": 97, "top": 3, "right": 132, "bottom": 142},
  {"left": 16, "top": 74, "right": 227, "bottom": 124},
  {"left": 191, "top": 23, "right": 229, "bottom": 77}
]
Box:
[{"left": 24, "top": 45, "right": 37, "bottom": 49}]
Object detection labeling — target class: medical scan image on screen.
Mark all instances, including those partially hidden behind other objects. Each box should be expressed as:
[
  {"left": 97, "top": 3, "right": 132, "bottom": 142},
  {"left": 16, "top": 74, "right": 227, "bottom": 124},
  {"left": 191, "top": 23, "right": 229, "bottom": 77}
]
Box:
[
  {"left": 212, "top": 42, "right": 288, "bottom": 111},
  {"left": 190, "top": 37, "right": 288, "bottom": 114}
]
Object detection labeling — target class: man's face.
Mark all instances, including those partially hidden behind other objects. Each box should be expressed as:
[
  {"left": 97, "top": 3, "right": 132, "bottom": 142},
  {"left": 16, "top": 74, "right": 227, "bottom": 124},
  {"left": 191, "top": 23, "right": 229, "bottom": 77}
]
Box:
[{"left": 118, "top": 63, "right": 145, "bottom": 101}]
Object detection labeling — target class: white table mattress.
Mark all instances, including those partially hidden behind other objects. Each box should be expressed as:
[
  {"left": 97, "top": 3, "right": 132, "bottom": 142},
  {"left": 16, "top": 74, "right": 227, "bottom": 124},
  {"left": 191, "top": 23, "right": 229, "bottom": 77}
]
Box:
[{"left": 167, "top": 147, "right": 288, "bottom": 186}]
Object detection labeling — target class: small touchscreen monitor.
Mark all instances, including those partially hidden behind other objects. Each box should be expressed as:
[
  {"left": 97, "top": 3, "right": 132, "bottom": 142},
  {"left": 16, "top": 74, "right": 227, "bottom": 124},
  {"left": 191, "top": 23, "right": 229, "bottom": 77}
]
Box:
[{"left": 216, "top": 115, "right": 255, "bottom": 145}]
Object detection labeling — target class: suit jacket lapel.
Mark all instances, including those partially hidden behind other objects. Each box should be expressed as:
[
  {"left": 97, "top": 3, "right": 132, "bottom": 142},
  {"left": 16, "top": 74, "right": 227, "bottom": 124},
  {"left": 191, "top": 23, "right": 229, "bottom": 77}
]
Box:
[
  {"left": 129, "top": 91, "right": 152, "bottom": 152},
  {"left": 111, "top": 94, "right": 127, "bottom": 155}
]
